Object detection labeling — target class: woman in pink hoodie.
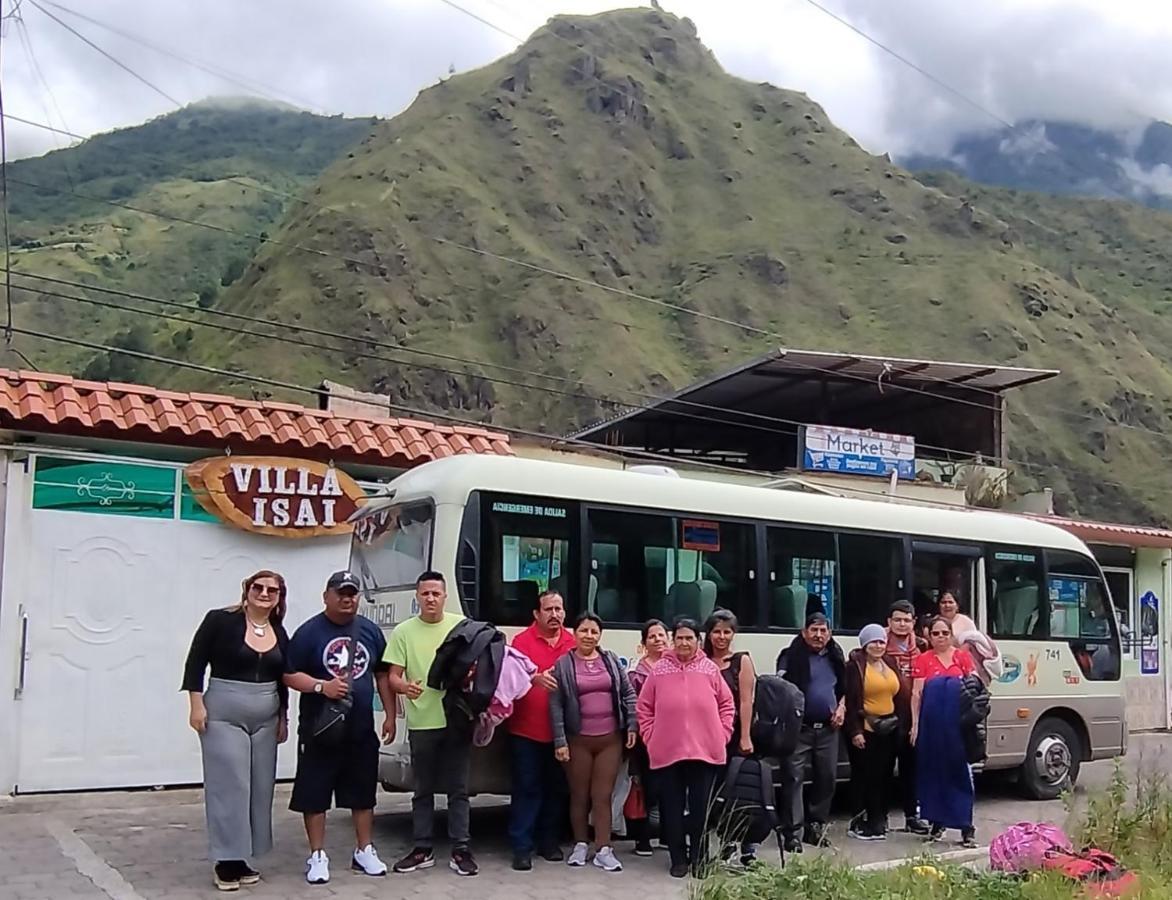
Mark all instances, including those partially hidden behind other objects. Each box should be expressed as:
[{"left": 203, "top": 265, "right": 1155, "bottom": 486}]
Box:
[{"left": 636, "top": 618, "right": 734, "bottom": 878}]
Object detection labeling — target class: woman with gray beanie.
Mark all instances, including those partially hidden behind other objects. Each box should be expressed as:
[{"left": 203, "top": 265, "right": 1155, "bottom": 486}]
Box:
[{"left": 843, "top": 623, "right": 909, "bottom": 841}]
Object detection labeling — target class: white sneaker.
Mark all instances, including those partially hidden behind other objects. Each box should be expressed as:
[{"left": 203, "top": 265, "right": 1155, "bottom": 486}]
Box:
[
  {"left": 306, "top": 851, "right": 330, "bottom": 885},
  {"left": 567, "top": 842, "right": 589, "bottom": 867},
  {"left": 593, "top": 846, "right": 622, "bottom": 872},
  {"left": 352, "top": 844, "right": 387, "bottom": 876}
]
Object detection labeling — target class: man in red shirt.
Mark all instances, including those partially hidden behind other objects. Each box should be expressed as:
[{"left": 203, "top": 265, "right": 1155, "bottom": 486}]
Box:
[
  {"left": 508, "top": 589, "right": 576, "bottom": 871},
  {"left": 885, "top": 600, "right": 929, "bottom": 835}
]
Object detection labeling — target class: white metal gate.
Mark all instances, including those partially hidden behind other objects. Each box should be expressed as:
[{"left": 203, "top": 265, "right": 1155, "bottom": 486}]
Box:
[{"left": 14, "top": 506, "right": 350, "bottom": 792}]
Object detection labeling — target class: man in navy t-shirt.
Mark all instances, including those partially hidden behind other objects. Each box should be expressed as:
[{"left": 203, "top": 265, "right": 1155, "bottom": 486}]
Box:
[{"left": 285, "top": 571, "right": 395, "bottom": 886}]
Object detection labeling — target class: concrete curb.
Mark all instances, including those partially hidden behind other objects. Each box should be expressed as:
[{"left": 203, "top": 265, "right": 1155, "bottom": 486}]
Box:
[{"left": 856, "top": 845, "right": 989, "bottom": 871}]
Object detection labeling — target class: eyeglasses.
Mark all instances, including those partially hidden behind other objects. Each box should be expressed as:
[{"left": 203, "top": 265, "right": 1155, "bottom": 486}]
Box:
[
  {"left": 930, "top": 630, "right": 951, "bottom": 637},
  {"left": 250, "top": 584, "right": 280, "bottom": 596}
]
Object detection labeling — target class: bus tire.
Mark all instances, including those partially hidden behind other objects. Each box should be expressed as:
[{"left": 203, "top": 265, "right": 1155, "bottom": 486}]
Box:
[{"left": 1020, "top": 717, "right": 1082, "bottom": 800}]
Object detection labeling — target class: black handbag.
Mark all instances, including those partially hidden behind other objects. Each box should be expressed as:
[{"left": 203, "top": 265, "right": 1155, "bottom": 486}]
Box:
[
  {"left": 309, "top": 620, "right": 358, "bottom": 747},
  {"left": 867, "top": 714, "right": 901, "bottom": 739}
]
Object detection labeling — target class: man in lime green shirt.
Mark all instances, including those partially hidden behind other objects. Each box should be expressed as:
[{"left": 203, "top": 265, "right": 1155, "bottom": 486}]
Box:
[{"left": 385, "top": 572, "right": 476, "bottom": 876}]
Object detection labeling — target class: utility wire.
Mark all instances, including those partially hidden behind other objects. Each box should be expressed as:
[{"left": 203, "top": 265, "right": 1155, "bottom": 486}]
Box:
[
  {"left": 27, "top": 0, "right": 180, "bottom": 105},
  {"left": 7, "top": 169, "right": 1164, "bottom": 447},
  {"left": 5, "top": 20, "right": 1155, "bottom": 450},
  {"left": 11, "top": 272, "right": 1163, "bottom": 489},
  {"left": 3, "top": 321, "right": 1064, "bottom": 511},
  {"left": 39, "top": 0, "right": 320, "bottom": 111},
  {"left": 0, "top": 11, "right": 11, "bottom": 344},
  {"left": 1, "top": 111, "right": 81, "bottom": 138}
]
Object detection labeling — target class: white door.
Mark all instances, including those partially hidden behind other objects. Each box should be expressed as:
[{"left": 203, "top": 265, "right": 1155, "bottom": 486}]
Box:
[{"left": 15, "top": 508, "right": 349, "bottom": 792}]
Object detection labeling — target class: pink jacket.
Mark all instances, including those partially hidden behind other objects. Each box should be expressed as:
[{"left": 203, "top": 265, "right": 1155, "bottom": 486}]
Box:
[{"left": 636, "top": 650, "right": 734, "bottom": 769}]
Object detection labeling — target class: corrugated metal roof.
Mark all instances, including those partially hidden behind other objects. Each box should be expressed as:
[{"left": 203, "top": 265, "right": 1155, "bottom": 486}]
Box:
[{"left": 573, "top": 347, "right": 1059, "bottom": 439}]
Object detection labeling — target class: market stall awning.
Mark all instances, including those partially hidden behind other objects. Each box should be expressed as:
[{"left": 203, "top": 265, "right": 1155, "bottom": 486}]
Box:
[{"left": 1029, "top": 514, "right": 1172, "bottom": 550}]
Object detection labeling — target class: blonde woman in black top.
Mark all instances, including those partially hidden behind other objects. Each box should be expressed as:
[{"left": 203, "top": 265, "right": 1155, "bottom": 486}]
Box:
[{"left": 183, "top": 570, "right": 290, "bottom": 892}]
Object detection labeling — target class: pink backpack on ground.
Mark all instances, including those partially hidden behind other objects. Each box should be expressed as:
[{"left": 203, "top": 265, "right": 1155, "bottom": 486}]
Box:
[{"left": 989, "top": 822, "right": 1074, "bottom": 872}]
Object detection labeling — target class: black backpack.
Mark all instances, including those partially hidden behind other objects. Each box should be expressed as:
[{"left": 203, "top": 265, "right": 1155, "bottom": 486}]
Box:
[
  {"left": 712, "top": 757, "right": 783, "bottom": 855},
  {"left": 750, "top": 673, "right": 805, "bottom": 758}
]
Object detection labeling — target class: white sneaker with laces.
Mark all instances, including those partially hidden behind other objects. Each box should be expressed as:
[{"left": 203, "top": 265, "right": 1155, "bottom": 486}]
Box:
[
  {"left": 352, "top": 844, "right": 387, "bottom": 876},
  {"left": 305, "top": 851, "right": 330, "bottom": 885},
  {"left": 592, "top": 846, "right": 622, "bottom": 872},
  {"left": 567, "top": 842, "right": 589, "bottom": 867}
]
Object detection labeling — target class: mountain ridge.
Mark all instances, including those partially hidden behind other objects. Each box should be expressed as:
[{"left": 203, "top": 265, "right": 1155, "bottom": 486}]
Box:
[{"left": 11, "top": 8, "right": 1172, "bottom": 526}]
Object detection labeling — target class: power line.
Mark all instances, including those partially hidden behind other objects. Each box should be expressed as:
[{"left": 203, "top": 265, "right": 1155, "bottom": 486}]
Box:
[
  {"left": 11, "top": 271, "right": 1163, "bottom": 490},
  {"left": 800, "top": 0, "right": 1014, "bottom": 131},
  {"left": 0, "top": 12, "right": 12, "bottom": 343},
  {"left": 38, "top": 0, "right": 320, "bottom": 112},
  {"left": 1, "top": 22, "right": 1155, "bottom": 448},
  {"left": 8, "top": 167, "right": 1164, "bottom": 449},
  {"left": 13, "top": 14, "right": 76, "bottom": 188},
  {"left": 1, "top": 110, "right": 80, "bottom": 139},
  {"left": 0, "top": 321, "right": 1047, "bottom": 509},
  {"left": 27, "top": 0, "right": 181, "bottom": 106}
]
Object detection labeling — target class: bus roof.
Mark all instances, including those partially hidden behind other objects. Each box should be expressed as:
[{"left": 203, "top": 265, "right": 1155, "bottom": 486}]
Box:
[{"left": 362, "top": 455, "right": 1091, "bottom": 555}]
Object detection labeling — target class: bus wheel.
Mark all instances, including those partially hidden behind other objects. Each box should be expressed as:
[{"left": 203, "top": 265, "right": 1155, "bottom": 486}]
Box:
[{"left": 1020, "top": 717, "right": 1082, "bottom": 800}]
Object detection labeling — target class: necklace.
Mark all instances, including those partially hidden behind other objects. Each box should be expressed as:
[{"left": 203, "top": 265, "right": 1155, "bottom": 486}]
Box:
[{"left": 246, "top": 615, "right": 269, "bottom": 637}]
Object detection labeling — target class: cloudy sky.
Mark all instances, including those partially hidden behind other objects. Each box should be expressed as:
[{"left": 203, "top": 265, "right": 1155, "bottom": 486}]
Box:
[{"left": 4, "top": 0, "right": 1172, "bottom": 160}]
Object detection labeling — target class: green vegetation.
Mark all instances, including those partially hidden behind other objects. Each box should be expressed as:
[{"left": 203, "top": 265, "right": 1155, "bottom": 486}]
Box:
[
  {"left": 698, "top": 762, "right": 1167, "bottom": 898},
  {"left": 11, "top": 11, "right": 1172, "bottom": 524},
  {"left": 6, "top": 99, "right": 372, "bottom": 382}
]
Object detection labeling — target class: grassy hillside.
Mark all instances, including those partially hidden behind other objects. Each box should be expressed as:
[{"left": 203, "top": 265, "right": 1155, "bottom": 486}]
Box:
[
  {"left": 6, "top": 100, "right": 373, "bottom": 376},
  {"left": 17, "top": 11, "right": 1172, "bottom": 524}
]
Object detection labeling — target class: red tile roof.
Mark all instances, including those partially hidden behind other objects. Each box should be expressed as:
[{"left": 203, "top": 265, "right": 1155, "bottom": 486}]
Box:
[
  {"left": 1026, "top": 513, "right": 1172, "bottom": 550},
  {"left": 0, "top": 369, "right": 512, "bottom": 467}
]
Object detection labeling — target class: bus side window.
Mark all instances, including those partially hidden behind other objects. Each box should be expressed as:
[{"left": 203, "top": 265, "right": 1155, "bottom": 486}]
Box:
[
  {"left": 767, "top": 527, "right": 837, "bottom": 629},
  {"left": 480, "top": 495, "right": 578, "bottom": 627},
  {"left": 987, "top": 547, "right": 1046, "bottom": 639}
]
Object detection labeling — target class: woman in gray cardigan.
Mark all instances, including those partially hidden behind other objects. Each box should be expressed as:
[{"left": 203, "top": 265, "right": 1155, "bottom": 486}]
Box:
[{"left": 550, "top": 612, "right": 637, "bottom": 873}]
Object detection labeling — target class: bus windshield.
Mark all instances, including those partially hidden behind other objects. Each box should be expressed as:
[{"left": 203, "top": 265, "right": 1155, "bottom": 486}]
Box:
[{"left": 350, "top": 501, "right": 434, "bottom": 596}]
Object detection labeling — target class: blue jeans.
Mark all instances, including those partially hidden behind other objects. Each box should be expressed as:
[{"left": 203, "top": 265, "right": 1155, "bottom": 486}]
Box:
[{"left": 508, "top": 734, "right": 566, "bottom": 855}]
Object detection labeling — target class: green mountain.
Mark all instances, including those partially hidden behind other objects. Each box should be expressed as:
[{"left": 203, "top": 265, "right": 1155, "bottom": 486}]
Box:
[
  {"left": 14, "top": 10, "right": 1172, "bottom": 526},
  {"left": 7, "top": 99, "right": 373, "bottom": 377}
]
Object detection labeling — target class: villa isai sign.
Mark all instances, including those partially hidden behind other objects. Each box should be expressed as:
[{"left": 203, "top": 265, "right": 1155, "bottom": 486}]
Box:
[{"left": 185, "top": 456, "right": 366, "bottom": 538}]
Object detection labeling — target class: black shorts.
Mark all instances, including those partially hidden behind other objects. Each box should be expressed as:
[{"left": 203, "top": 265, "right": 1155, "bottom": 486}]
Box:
[{"left": 289, "top": 730, "right": 379, "bottom": 813}]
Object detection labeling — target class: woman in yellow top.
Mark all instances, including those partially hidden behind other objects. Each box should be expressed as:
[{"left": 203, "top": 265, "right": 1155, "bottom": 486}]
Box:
[{"left": 843, "top": 624, "right": 911, "bottom": 841}]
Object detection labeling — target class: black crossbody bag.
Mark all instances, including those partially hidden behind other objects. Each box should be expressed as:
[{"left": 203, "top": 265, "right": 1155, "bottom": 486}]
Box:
[{"left": 309, "top": 619, "right": 359, "bottom": 747}]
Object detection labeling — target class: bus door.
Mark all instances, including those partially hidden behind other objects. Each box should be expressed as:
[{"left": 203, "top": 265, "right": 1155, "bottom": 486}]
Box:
[{"left": 910, "top": 541, "right": 984, "bottom": 627}]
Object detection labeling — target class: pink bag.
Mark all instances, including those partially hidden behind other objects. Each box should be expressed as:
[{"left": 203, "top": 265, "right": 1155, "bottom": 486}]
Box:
[{"left": 989, "top": 822, "right": 1074, "bottom": 872}]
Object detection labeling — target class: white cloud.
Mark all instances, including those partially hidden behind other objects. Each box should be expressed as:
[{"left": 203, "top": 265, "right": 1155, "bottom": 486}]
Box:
[{"left": 4, "top": 0, "right": 1172, "bottom": 160}]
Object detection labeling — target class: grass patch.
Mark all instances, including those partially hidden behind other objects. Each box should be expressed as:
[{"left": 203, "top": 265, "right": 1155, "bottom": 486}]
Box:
[{"left": 696, "top": 761, "right": 1171, "bottom": 898}]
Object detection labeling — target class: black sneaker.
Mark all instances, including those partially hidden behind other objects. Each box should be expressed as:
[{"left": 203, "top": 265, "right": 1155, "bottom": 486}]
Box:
[
  {"left": 905, "top": 817, "right": 930, "bottom": 835},
  {"left": 848, "top": 823, "right": 876, "bottom": 841},
  {"left": 450, "top": 848, "right": 478, "bottom": 877},
  {"left": 803, "top": 824, "right": 831, "bottom": 848},
  {"left": 634, "top": 839, "right": 653, "bottom": 857},
  {"left": 926, "top": 825, "right": 945, "bottom": 843},
  {"left": 960, "top": 829, "right": 978, "bottom": 849},
  {"left": 511, "top": 853, "right": 532, "bottom": 872},
  {"left": 740, "top": 852, "right": 759, "bottom": 867},
  {"left": 669, "top": 862, "right": 689, "bottom": 878},
  {"left": 538, "top": 845, "right": 564, "bottom": 862},
  {"left": 783, "top": 835, "right": 803, "bottom": 854},
  {"left": 392, "top": 847, "right": 435, "bottom": 873},
  {"left": 213, "top": 862, "right": 240, "bottom": 892},
  {"left": 237, "top": 863, "right": 260, "bottom": 885}
]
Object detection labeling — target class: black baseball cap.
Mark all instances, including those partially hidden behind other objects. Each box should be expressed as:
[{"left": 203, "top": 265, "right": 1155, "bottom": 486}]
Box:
[{"left": 326, "top": 570, "right": 361, "bottom": 592}]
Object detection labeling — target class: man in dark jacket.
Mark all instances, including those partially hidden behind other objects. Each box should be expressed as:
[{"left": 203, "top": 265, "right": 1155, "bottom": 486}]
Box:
[{"left": 776, "top": 612, "right": 846, "bottom": 852}]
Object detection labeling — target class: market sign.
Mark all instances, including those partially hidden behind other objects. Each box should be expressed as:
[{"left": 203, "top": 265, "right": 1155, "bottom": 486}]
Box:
[
  {"left": 800, "top": 424, "right": 916, "bottom": 480},
  {"left": 185, "top": 456, "right": 366, "bottom": 538}
]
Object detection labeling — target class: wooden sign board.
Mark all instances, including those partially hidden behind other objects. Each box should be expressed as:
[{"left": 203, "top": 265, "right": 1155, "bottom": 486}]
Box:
[{"left": 185, "top": 456, "right": 366, "bottom": 539}]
